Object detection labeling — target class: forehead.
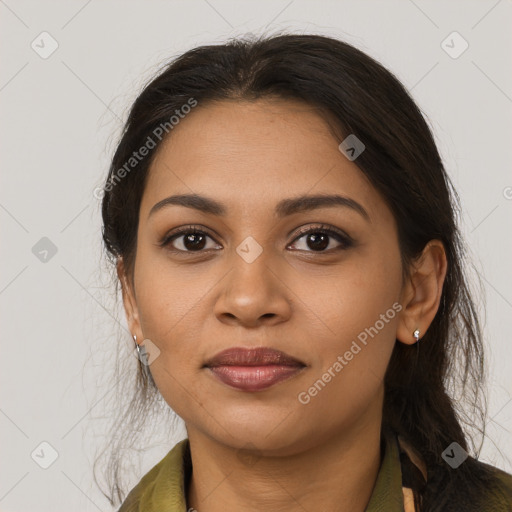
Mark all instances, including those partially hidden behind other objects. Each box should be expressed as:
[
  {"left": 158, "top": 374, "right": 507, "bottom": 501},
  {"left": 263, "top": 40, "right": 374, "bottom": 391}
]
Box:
[{"left": 140, "top": 99, "right": 387, "bottom": 223}]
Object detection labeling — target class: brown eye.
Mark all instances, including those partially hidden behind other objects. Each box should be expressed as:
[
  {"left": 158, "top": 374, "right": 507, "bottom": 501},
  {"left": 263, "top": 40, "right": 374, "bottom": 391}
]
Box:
[
  {"left": 160, "top": 226, "right": 222, "bottom": 253},
  {"left": 288, "top": 225, "right": 353, "bottom": 252},
  {"left": 176, "top": 232, "right": 208, "bottom": 251}
]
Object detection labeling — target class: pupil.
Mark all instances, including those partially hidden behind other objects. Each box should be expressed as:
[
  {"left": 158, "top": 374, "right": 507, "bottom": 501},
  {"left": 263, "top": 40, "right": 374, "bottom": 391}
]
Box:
[
  {"left": 308, "top": 233, "right": 328, "bottom": 251},
  {"left": 184, "top": 233, "right": 206, "bottom": 251}
]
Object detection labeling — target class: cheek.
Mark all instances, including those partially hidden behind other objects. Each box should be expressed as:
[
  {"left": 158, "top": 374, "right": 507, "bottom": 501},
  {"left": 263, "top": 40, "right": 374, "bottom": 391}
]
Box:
[
  {"left": 295, "top": 292, "right": 400, "bottom": 435},
  {"left": 131, "top": 247, "right": 226, "bottom": 416},
  {"left": 133, "top": 242, "right": 212, "bottom": 341},
  {"left": 349, "top": 232, "right": 401, "bottom": 310},
  {"left": 296, "top": 241, "right": 402, "bottom": 405},
  {"left": 129, "top": 230, "right": 225, "bottom": 404},
  {"left": 304, "top": 239, "right": 402, "bottom": 349}
]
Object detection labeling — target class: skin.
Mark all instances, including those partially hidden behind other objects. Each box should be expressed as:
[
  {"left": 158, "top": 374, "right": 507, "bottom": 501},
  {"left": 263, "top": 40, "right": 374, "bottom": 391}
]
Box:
[{"left": 118, "top": 98, "right": 447, "bottom": 512}]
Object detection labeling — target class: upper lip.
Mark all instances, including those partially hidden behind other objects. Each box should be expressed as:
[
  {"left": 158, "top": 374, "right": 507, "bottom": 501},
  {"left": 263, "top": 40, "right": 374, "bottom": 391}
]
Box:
[{"left": 204, "top": 347, "right": 305, "bottom": 367}]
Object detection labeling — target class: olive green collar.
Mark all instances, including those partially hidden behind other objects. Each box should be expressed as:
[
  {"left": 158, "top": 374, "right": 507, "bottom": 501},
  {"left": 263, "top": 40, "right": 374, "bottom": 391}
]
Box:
[
  {"left": 119, "top": 430, "right": 405, "bottom": 511},
  {"left": 365, "top": 430, "right": 405, "bottom": 511}
]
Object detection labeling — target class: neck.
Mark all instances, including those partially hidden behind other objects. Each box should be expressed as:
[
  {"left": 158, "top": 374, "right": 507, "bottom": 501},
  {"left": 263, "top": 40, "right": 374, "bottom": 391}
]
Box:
[{"left": 186, "top": 403, "right": 384, "bottom": 512}]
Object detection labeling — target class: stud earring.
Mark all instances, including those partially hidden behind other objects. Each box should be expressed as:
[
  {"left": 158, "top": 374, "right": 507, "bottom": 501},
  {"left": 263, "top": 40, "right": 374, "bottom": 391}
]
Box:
[{"left": 413, "top": 329, "right": 420, "bottom": 343}]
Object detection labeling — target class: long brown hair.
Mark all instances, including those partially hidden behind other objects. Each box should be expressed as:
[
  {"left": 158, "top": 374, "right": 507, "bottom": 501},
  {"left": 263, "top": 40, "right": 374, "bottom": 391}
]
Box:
[{"left": 97, "top": 32, "right": 496, "bottom": 510}]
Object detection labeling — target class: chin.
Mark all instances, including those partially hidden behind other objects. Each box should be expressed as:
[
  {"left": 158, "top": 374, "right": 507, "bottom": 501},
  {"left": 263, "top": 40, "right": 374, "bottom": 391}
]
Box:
[{"left": 206, "top": 412, "right": 308, "bottom": 454}]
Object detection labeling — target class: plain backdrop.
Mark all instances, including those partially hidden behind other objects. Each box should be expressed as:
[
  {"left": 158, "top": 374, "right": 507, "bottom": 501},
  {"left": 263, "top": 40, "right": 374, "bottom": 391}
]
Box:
[{"left": 1, "top": 1, "right": 511, "bottom": 510}]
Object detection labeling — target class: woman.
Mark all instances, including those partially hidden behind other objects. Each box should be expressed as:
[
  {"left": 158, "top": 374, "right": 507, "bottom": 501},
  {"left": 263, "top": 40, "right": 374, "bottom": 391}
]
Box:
[{"left": 97, "top": 33, "right": 512, "bottom": 511}]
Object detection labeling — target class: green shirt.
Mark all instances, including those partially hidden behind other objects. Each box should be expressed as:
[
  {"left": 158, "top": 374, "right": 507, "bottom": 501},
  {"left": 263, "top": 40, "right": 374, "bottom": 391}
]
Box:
[{"left": 118, "top": 431, "right": 512, "bottom": 511}]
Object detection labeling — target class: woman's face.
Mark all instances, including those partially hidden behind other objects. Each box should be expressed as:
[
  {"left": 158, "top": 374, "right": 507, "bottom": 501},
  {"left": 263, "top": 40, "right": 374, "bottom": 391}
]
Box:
[{"left": 123, "top": 98, "right": 407, "bottom": 455}]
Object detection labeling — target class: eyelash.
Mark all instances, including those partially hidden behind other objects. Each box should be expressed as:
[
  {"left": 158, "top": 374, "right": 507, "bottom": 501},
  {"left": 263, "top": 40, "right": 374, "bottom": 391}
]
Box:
[{"left": 159, "top": 223, "right": 354, "bottom": 254}]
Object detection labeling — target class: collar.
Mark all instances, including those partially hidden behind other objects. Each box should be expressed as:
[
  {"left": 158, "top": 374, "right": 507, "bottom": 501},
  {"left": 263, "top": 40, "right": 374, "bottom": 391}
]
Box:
[{"left": 118, "top": 429, "right": 426, "bottom": 512}]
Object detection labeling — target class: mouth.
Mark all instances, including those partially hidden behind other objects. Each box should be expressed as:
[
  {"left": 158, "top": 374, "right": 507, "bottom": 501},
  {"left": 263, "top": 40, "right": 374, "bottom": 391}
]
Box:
[{"left": 203, "top": 347, "right": 307, "bottom": 392}]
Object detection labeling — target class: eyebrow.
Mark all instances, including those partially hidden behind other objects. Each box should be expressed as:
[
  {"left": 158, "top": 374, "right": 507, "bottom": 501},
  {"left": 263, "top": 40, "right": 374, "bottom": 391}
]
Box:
[{"left": 148, "top": 193, "right": 370, "bottom": 221}]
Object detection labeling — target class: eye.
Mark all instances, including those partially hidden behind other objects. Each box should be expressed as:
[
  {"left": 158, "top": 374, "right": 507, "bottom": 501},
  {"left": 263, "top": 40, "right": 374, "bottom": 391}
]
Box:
[
  {"left": 288, "top": 224, "right": 353, "bottom": 252},
  {"left": 159, "top": 225, "right": 222, "bottom": 253},
  {"left": 159, "top": 223, "right": 353, "bottom": 255}
]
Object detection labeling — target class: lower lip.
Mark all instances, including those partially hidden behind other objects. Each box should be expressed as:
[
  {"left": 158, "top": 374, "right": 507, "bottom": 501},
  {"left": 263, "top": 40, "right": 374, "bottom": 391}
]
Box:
[{"left": 207, "top": 365, "right": 304, "bottom": 391}]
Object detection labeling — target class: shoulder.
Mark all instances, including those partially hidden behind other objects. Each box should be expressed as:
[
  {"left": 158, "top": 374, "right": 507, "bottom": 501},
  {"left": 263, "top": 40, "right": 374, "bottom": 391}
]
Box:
[
  {"left": 475, "top": 459, "right": 512, "bottom": 511},
  {"left": 419, "top": 453, "right": 512, "bottom": 511},
  {"left": 116, "top": 453, "right": 170, "bottom": 512},
  {"left": 445, "top": 457, "right": 512, "bottom": 512},
  {"left": 117, "top": 438, "right": 189, "bottom": 512}
]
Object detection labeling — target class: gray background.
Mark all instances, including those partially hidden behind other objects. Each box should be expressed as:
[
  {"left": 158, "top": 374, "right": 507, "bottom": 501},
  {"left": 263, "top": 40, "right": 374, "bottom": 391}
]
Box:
[{"left": 1, "top": 0, "right": 511, "bottom": 510}]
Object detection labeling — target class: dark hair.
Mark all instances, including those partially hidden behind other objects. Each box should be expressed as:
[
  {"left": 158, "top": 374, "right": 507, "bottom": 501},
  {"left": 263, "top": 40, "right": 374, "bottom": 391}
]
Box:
[{"left": 97, "top": 32, "right": 498, "bottom": 510}]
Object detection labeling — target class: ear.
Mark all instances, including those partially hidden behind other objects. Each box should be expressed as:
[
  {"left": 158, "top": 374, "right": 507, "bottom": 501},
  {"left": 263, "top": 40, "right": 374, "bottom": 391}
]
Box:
[
  {"left": 117, "top": 258, "right": 143, "bottom": 342},
  {"left": 396, "top": 240, "right": 448, "bottom": 345}
]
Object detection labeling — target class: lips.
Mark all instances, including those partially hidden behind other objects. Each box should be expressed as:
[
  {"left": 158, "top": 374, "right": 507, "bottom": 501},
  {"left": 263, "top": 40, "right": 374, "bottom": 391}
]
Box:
[
  {"left": 204, "top": 347, "right": 306, "bottom": 392},
  {"left": 204, "top": 347, "right": 305, "bottom": 367}
]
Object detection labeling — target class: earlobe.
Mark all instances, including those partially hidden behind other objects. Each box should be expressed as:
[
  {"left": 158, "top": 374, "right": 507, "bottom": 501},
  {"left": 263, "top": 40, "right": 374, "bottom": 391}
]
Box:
[{"left": 396, "top": 240, "right": 448, "bottom": 346}]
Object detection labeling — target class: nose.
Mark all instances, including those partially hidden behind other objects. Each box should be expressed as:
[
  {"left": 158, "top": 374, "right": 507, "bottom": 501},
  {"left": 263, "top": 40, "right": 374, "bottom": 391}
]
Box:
[{"left": 213, "top": 252, "right": 292, "bottom": 328}]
